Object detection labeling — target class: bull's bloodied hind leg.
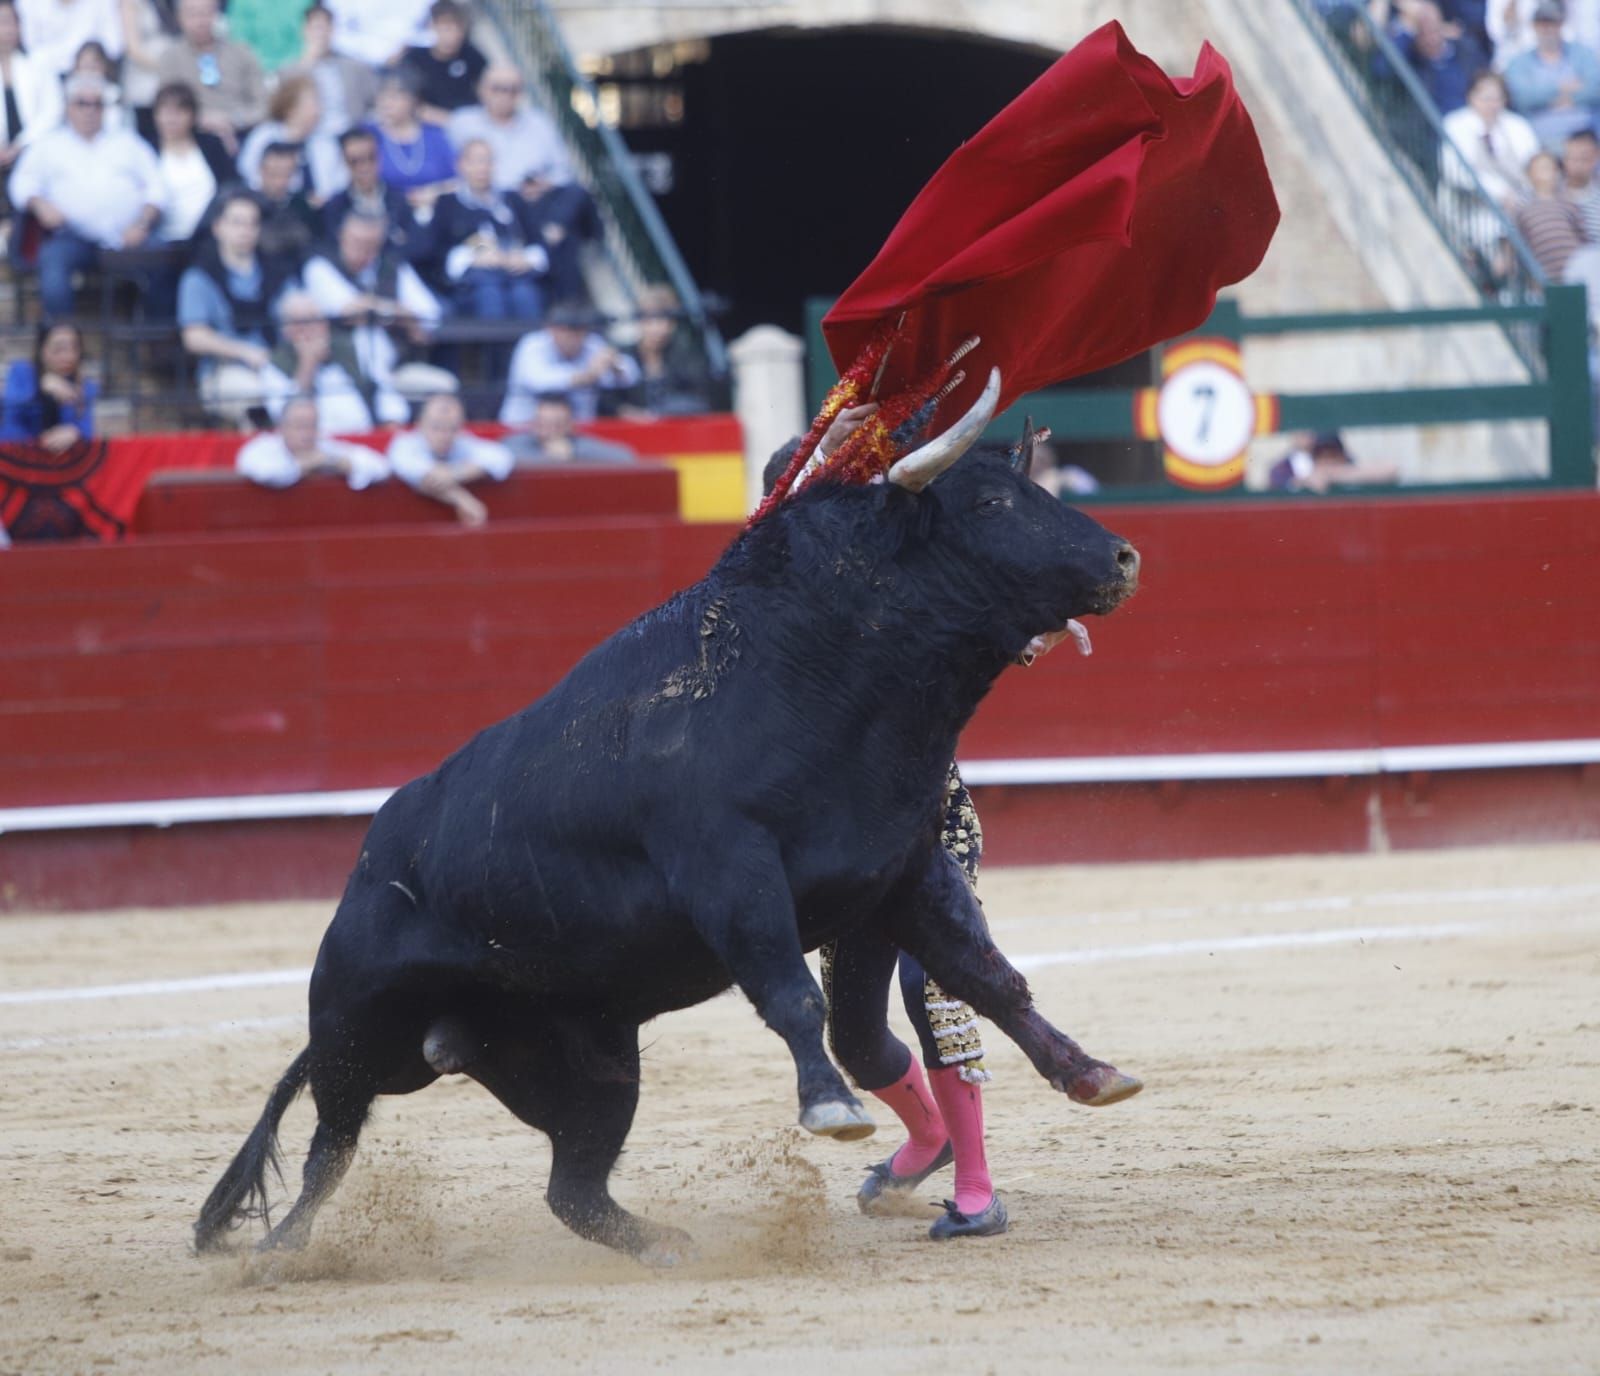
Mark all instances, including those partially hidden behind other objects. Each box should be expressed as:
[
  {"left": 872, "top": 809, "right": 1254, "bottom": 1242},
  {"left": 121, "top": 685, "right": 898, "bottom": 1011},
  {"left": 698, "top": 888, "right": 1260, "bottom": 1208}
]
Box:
[
  {"left": 885, "top": 850, "right": 1142, "bottom": 1107},
  {"left": 468, "top": 1018, "right": 696, "bottom": 1268},
  {"left": 680, "top": 843, "right": 873, "bottom": 1140}
]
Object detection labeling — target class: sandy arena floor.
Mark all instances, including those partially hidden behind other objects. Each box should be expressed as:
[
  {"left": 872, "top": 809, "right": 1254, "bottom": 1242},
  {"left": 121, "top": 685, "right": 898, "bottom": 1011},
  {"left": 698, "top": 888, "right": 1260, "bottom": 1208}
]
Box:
[{"left": 2, "top": 844, "right": 1598, "bottom": 1374}]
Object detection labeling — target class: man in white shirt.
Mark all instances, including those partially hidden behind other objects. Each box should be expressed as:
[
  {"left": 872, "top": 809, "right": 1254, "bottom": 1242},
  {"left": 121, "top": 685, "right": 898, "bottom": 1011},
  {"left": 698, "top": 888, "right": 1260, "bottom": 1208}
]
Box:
[
  {"left": 16, "top": 0, "right": 123, "bottom": 77},
  {"left": 302, "top": 208, "right": 452, "bottom": 402},
  {"left": 447, "top": 64, "right": 572, "bottom": 194},
  {"left": 387, "top": 390, "right": 512, "bottom": 525},
  {"left": 500, "top": 305, "right": 640, "bottom": 425},
  {"left": 262, "top": 289, "right": 409, "bottom": 434},
  {"left": 10, "top": 71, "right": 165, "bottom": 318},
  {"left": 236, "top": 394, "right": 390, "bottom": 490},
  {"left": 325, "top": 0, "right": 431, "bottom": 68}
]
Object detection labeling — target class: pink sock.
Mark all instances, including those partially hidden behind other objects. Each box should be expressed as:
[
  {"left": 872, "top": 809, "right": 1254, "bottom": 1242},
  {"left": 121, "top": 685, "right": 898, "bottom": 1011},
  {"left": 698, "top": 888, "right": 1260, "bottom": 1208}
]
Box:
[
  {"left": 868, "top": 1059, "right": 948, "bottom": 1177},
  {"left": 928, "top": 1066, "right": 993, "bottom": 1214}
]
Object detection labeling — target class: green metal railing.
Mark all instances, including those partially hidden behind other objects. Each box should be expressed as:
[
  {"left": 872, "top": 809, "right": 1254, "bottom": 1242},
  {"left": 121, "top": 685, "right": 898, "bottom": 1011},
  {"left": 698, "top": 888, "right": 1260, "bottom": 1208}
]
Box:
[
  {"left": 1290, "top": 0, "right": 1546, "bottom": 371},
  {"left": 481, "top": 0, "right": 726, "bottom": 373},
  {"left": 806, "top": 289, "right": 1597, "bottom": 497}
]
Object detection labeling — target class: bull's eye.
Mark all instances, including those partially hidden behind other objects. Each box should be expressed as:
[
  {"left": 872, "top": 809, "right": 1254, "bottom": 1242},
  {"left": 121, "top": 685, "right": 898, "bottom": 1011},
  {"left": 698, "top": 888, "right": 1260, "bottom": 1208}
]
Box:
[{"left": 976, "top": 494, "right": 1012, "bottom": 513}]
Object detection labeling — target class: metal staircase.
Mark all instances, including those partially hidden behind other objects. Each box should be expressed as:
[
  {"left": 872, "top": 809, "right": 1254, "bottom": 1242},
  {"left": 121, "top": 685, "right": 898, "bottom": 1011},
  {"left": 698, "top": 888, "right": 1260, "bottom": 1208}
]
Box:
[
  {"left": 1289, "top": 0, "right": 1548, "bottom": 371},
  {"left": 480, "top": 0, "right": 726, "bottom": 373}
]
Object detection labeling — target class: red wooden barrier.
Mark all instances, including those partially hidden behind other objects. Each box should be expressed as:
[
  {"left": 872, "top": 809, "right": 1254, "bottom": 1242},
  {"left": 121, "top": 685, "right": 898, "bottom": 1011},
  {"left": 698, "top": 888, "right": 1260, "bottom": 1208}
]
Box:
[
  {"left": 133, "top": 464, "right": 677, "bottom": 535},
  {"left": 3, "top": 489, "right": 1598, "bottom": 908}
]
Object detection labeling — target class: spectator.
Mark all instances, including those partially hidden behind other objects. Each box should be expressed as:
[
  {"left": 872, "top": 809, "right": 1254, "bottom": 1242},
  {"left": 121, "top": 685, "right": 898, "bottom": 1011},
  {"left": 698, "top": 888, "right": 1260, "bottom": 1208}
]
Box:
[
  {"left": 251, "top": 141, "right": 322, "bottom": 269},
  {"left": 321, "top": 125, "right": 423, "bottom": 262},
  {"left": 1489, "top": 0, "right": 1600, "bottom": 64},
  {"left": 15, "top": 0, "right": 122, "bottom": 78},
  {"left": 426, "top": 138, "right": 547, "bottom": 319},
  {"left": 402, "top": 0, "right": 484, "bottom": 124},
  {"left": 279, "top": 4, "right": 375, "bottom": 144},
  {"left": 117, "top": 0, "right": 182, "bottom": 121},
  {"left": 0, "top": 320, "right": 95, "bottom": 447},
  {"left": 303, "top": 208, "right": 450, "bottom": 399},
  {"left": 1268, "top": 431, "right": 1398, "bottom": 491},
  {"left": 146, "top": 81, "right": 232, "bottom": 243},
  {"left": 1563, "top": 125, "right": 1600, "bottom": 235},
  {"left": 324, "top": 0, "right": 432, "bottom": 68},
  {"left": 1516, "top": 147, "right": 1588, "bottom": 272},
  {"left": 223, "top": 0, "right": 303, "bottom": 74},
  {"left": 177, "top": 188, "right": 291, "bottom": 420},
  {"left": 237, "top": 73, "right": 344, "bottom": 200},
  {"left": 237, "top": 394, "right": 389, "bottom": 489},
  {"left": 263, "top": 288, "right": 409, "bottom": 433},
  {"left": 605, "top": 284, "right": 715, "bottom": 419},
  {"left": 0, "top": 0, "right": 65, "bottom": 252},
  {"left": 10, "top": 70, "right": 165, "bottom": 319},
  {"left": 365, "top": 67, "right": 455, "bottom": 208},
  {"left": 448, "top": 64, "right": 571, "bottom": 196},
  {"left": 1442, "top": 70, "right": 1540, "bottom": 210},
  {"left": 69, "top": 37, "right": 126, "bottom": 127},
  {"left": 1503, "top": 1, "right": 1600, "bottom": 146},
  {"left": 155, "top": 0, "right": 266, "bottom": 155},
  {"left": 1389, "top": 1, "right": 1487, "bottom": 112},
  {"left": 500, "top": 304, "right": 639, "bottom": 424},
  {"left": 387, "top": 389, "right": 510, "bottom": 525},
  {"left": 507, "top": 392, "right": 638, "bottom": 465}
]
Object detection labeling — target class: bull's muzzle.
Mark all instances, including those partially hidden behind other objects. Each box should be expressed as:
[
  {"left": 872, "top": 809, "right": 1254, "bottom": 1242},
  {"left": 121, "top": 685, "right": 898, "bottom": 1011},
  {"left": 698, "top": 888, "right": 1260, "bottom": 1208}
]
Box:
[{"left": 1098, "top": 542, "right": 1140, "bottom": 610}]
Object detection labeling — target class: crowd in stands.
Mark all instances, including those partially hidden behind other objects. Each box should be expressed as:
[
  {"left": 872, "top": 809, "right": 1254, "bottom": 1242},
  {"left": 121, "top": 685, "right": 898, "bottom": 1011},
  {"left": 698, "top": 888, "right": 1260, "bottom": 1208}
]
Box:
[
  {"left": 0, "top": 0, "right": 722, "bottom": 529},
  {"left": 1324, "top": 1, "right": 1600, "bottom": 283}
]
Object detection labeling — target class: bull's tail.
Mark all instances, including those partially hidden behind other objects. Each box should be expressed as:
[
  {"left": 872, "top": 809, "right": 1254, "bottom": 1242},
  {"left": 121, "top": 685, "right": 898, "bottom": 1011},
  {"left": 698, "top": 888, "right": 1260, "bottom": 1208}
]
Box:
[{"left": 193, "top": 1048, "right": 311, "bottom": 1253}]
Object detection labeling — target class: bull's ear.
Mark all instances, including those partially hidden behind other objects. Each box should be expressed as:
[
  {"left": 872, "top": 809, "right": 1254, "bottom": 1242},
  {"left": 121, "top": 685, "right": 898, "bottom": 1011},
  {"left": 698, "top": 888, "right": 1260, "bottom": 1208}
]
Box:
[
  {"left": 887, "top": 368, "right": 1001, "bottom": 492},
  {"left": 1010, "top": 418, "right": 1051, "bottom": 478}
]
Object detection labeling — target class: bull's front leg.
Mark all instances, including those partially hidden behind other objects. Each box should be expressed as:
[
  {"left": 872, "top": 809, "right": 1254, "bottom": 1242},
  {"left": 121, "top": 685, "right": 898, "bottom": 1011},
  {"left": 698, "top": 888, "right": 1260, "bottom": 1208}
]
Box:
[
  {"left": 678, "top": 835, "right": 876, "bottom": 1141},
  {"left": 884, "top": 849, "right": 1142, "bottom": 1106}
]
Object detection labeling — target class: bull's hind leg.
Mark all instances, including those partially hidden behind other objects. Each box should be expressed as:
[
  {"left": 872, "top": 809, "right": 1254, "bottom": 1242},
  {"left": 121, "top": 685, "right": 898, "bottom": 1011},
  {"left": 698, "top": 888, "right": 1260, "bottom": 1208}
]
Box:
[
  {"left": 467, "top": 1016, "right": 696, "bottom": 1268},
  {"left": 886, "top": 850, "right": 1142, "bottom": 1107},
  {"left": 258, "top": 1048, "right": 380, "bottom": 1252}
]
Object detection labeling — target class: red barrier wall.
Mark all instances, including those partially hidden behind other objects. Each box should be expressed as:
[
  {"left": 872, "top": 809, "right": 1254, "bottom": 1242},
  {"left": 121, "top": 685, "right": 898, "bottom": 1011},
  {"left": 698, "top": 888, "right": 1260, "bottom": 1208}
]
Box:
[
  {"left": 4, "top": 489, "right": 1598, "bottom": 810},
  {"left": 3, "top": 487, "right": 1598, "bottom": 908}
]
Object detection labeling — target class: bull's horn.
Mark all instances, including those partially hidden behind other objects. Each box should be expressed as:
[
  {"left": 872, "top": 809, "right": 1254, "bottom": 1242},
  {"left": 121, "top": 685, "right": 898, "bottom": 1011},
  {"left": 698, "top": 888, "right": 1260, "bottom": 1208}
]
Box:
[{"left": 887, "top": 367, "right": 1002, "bottom": 493}]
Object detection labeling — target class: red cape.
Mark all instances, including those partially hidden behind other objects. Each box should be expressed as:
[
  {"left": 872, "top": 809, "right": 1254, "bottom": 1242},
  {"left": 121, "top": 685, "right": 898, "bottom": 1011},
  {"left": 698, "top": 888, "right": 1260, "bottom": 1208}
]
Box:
[{"left": 822, "top": 22, "right": 1279, "bottom": 414}]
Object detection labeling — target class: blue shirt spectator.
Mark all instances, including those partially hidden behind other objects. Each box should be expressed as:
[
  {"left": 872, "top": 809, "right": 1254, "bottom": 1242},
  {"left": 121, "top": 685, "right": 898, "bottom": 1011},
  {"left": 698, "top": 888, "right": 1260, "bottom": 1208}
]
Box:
[
  {"left": 1503, "top": 5, "right": 1600, "bottom": 147},
  {"left": 1389, "top": 3, "right": 1488, "bottom": 112},
  {"left": 0, "top": 322, "right": 95, "bottom": 447},
  {"left": 366, "top": 68, "right": 455, "bottom": 194}
]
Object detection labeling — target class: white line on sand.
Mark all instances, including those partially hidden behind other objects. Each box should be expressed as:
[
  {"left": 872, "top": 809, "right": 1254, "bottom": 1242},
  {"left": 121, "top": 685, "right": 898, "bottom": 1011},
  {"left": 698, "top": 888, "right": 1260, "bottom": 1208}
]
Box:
[
  {"left": 993, "top": 881, "right": 1600, "bottom": 933},
  {"left": 1010, "top": 920, "right": 1488, "bottom": 972},
  {"left": 0, "top": 1014, "right": 299, "bottom": 1052},
  {"left": 0, "top": 967, "right": 313, "bottom": 1007},
  {"left": 2, "top": 881, "right": 1594, "bottom": 1014}
]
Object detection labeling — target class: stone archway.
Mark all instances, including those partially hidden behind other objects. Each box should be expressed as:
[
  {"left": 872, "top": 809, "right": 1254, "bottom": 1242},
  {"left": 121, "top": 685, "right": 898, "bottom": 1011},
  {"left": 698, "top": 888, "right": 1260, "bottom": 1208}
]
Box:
[{"left": 582, "top": 24, "right": 1058, "bottom": 336}]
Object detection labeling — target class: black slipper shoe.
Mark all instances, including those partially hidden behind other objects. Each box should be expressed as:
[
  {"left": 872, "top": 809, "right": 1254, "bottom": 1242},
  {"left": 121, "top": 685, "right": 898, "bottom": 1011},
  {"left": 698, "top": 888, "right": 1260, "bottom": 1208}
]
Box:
[
  {"left": 856, "top": 1140, "right": 955, "bottom": 1214},
  {"left": 928, "top": 1193, "right": 1008, "bottom": 1240}
]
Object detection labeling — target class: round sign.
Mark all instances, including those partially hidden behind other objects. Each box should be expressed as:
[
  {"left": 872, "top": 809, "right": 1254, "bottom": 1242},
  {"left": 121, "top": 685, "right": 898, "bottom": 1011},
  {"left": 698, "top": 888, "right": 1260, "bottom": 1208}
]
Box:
[{"left": 1155, "top": 359, "right": 1257, "bottom": 470}]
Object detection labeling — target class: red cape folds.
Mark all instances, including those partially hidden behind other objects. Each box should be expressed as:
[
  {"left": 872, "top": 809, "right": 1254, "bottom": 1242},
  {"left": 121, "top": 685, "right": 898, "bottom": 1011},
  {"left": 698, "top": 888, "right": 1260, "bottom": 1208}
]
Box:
[{"left": 821, "top": 22, "right": 1279, "bottom": 415}]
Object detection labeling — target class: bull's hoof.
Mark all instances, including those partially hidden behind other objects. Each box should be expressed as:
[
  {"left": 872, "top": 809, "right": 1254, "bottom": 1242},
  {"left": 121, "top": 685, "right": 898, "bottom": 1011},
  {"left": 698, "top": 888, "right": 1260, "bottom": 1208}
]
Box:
[
  {"left": 255, "top": 1222, "right": 310, "bottom": 1254},
  {"left": 799, "top": 1099, "right": 877, "bottom": 1141},
  {"left": 1062, "top": 1063, "right": 1143, "bottom": 1107},
  {"left": 636, "top": 1226, "right": 699, "bottom": 1270}
]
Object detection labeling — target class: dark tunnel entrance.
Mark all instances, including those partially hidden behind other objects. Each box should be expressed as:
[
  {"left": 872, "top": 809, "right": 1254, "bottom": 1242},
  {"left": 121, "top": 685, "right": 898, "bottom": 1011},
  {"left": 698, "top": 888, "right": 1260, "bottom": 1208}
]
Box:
[{"left": 591, "top": 25, "right": 1159, "bottom": 485}]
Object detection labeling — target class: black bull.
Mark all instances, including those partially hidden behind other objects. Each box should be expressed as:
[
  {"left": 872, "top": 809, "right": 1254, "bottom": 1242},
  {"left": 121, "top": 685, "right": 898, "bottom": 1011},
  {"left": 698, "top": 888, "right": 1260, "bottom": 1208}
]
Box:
[{"left": 196, "top": 445, "right": 1140, "bottom": 1266}]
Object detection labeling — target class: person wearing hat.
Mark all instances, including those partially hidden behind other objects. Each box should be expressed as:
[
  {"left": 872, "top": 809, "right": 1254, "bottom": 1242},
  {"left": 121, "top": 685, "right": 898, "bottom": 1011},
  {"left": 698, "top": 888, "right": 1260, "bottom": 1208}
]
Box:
[
  {"left": 1489, "top": 0, "right": 1600, "bottom": 66},
  {"left": 499, "top": 303, "right": 639, "bottom": 424},
  {"left": 1503, "top": 1, "right": 1600, "bottom": 149},
  {"left": 1267, "top": 431, "right": 1398, "bottom": 492}
]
